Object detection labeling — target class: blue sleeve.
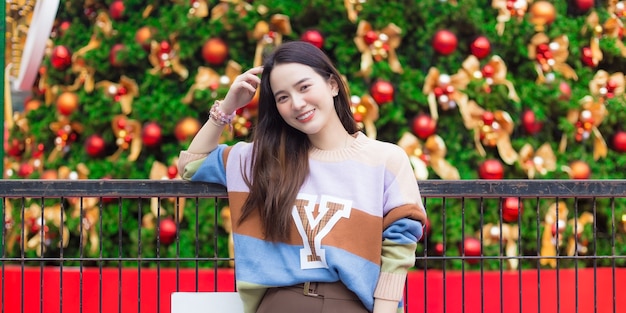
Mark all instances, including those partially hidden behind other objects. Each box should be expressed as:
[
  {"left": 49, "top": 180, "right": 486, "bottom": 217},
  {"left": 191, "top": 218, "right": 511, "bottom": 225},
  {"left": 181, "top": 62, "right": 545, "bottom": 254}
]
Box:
[
  {"left": 189, "top": 144, "right": 228, "bottom": 186},
  {"left": 382, "top": 218, "right": 423, "bottom": 244}
]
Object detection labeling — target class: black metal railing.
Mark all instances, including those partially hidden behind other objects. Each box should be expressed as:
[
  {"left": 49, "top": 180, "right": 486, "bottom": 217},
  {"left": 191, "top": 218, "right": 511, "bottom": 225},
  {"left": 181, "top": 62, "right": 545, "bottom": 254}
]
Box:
[{"left": 1, "top": 179, "right": 625, "bottom": 313}]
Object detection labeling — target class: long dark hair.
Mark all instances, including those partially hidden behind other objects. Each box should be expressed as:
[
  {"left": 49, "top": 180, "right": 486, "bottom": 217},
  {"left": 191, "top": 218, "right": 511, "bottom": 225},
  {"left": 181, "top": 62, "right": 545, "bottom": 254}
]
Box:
[{"left": 238, "top": 41, "right": 359, "bottom": 242}]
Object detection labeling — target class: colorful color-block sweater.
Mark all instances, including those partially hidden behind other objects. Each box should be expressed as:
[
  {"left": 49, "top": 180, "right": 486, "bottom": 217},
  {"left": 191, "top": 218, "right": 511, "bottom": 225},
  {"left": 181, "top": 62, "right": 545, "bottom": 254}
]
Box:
[{"left": 178, "top": 132, "right": 427, "bottom": 313}]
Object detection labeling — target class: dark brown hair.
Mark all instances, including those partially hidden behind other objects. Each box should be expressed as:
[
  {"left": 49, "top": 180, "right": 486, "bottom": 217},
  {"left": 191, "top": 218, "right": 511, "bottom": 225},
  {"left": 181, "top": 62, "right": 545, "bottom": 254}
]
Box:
[{"left": 238, "top": 41, "right": 359, "bottom": 241}]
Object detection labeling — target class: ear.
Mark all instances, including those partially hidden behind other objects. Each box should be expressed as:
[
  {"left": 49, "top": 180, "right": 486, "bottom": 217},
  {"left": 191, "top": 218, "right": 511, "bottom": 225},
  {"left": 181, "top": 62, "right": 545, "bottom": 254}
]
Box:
[{"left": 328, "top": 76, "right": 339, "bottom": 96}]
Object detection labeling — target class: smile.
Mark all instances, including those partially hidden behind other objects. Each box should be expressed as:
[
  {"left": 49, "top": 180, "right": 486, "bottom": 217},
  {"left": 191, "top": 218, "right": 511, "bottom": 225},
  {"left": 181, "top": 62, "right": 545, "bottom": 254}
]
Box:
[{"left": 296, "top": 109, "right": 315, "bottom": 121}]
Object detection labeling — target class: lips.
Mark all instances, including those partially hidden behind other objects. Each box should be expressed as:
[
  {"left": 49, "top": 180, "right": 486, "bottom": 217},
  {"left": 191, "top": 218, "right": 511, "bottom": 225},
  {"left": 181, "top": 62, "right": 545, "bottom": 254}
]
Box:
[{"left": 296, "top": 109, "right": 315, "bottom": 122}]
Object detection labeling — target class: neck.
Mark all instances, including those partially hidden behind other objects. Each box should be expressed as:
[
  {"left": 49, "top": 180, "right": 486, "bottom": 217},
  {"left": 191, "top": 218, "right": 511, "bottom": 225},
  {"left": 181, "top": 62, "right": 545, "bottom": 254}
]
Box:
[{"left": 309, "top": 130, "right": 353, "bottom": 151}]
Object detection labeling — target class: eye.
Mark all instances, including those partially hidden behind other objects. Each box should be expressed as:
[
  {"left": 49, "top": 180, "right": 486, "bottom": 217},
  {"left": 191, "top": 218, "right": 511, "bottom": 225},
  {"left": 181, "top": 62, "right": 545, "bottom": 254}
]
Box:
[
  {"left": 276, "top": 95, "right": 288, "bottom": 103},
  {"left": 300, "top": 84, "right": 311, "bottom": 92}
]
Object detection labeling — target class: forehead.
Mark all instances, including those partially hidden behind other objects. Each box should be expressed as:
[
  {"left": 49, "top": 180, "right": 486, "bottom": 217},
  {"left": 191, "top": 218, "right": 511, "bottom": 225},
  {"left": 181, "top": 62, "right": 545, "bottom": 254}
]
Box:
[{"left": 269, "top": 63, "right": 321, "bottom": 88}]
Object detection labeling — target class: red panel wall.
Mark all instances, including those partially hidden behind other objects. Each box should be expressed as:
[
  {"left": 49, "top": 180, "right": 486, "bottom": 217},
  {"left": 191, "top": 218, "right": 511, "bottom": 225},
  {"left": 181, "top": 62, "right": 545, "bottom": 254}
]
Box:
[{"left": 2, "top": 266, "right": 624, "bottom": 313}]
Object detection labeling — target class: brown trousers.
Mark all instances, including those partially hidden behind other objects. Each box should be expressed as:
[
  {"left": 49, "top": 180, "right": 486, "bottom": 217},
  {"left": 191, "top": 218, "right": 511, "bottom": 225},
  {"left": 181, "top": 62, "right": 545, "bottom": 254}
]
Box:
[{"left": 256, "top": 281, "right": 370, "bottom": 313}]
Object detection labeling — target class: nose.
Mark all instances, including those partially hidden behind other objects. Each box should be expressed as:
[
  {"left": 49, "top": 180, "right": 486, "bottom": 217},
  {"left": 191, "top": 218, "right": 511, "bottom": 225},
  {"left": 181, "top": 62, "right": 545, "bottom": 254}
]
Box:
[{"left": 292, "top": 93, "right": 307, "bottom": 109}]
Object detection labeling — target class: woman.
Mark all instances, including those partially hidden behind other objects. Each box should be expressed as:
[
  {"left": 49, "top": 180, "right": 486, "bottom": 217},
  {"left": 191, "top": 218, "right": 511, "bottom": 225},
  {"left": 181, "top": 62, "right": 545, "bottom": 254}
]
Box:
[{"left": 178, "top": 41, "right": 426, "bottom": 313}]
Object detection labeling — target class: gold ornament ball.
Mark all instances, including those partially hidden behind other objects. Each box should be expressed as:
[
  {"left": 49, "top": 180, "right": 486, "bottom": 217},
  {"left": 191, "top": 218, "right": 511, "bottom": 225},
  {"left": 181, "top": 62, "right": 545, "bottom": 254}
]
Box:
[
  {"left": 569, "top": 160, "right": 591, "bottom": 179},
  {"left": 174, "top": 117, "right": 201, "bottom": 142},
  {"left": 135, "top": 26, "right": 154, "bottom": 50},
  {"left": 41, "top": 169, "right": 59, "bottom": 180},
  {"left": 56, "top": 92, "right": 79, "bottom": 116},
  {"left": 529, "top": 1, "right": 556, "bottom": 29},
  {"left": 24, "top": 98, "right": 42, "bottom": 113}
]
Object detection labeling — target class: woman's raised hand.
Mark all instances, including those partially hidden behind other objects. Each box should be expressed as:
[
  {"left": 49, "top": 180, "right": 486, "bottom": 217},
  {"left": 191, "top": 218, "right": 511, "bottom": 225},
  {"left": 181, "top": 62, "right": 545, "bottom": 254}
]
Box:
[{"left": 222, "top": 66, "right": 263, "bottom": 113}]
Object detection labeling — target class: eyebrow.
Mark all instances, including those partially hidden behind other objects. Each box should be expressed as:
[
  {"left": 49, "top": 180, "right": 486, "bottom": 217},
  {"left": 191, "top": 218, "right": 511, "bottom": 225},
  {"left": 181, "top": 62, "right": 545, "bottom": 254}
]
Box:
[{"left": 273, "top": 77, "right": 312, "bottom": 97}]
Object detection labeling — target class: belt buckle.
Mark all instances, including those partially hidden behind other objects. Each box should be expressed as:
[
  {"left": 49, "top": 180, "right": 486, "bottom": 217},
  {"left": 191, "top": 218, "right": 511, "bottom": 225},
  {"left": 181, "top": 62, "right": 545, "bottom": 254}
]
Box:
[{"left": 303, "top": 282, "right": 319, "bottom": 297}]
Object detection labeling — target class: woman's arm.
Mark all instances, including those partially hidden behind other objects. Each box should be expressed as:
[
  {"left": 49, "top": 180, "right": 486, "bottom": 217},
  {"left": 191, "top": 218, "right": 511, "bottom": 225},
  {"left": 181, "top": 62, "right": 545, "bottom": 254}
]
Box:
[{"left": 186, "top": 66, "right": 263, "bottom": 154}]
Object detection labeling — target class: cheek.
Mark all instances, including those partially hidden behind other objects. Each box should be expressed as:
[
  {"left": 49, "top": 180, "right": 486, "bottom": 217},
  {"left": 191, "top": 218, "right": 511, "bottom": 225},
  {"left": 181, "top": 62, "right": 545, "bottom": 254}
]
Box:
[{"left": 275, "top": 104, "right": 291, "bottom": 119}]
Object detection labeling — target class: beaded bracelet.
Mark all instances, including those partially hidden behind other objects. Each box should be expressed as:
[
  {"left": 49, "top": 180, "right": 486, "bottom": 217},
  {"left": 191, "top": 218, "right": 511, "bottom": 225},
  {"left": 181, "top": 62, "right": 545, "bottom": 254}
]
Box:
[{"left": 209, "top": 100, "right": 236, "bottom": 128}]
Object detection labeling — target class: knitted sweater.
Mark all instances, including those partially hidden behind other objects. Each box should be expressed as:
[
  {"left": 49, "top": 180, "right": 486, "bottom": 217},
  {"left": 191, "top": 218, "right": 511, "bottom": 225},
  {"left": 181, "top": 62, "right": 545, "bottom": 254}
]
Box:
[{"left": 178, "top": 132, "right": 427, "bottom": 313}]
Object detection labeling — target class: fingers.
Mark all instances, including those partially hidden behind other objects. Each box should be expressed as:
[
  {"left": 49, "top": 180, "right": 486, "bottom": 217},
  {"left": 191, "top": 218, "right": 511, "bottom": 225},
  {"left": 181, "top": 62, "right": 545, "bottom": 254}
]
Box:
[{"left": 235, "top": 67, "right": 262, "bottom": 93}]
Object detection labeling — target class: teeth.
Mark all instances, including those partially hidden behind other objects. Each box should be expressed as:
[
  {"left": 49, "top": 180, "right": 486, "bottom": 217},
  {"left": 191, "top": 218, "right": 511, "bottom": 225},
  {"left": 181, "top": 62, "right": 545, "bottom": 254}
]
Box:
[{"left": 297, "top": 110, "right": 314, "bottom": 120}]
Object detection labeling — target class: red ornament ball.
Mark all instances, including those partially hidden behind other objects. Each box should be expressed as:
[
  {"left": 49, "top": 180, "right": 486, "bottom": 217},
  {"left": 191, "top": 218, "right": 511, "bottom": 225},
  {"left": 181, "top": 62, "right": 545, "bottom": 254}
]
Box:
[
  {"left": 167, "top": 165, "right": 178, "bottom": 179},
  {"left": 18, "top": 163, "right": 34, "bottom": 178},
  {"left": 109, "top": 0, "right": 126, "bottom": 20},
  {"left": 174, "top": 117, "right": 201, "bottom": 142},
  {"left": 300, "top": 29, "right": 324, "bottom": 49},
  {"left": 6, "top": 138, "right": 25, "bottom": 157},
  {"left": 470, "top": 36, "right": 491, "bottom": 59},
  {"left": 478, "top": 159, "right": 504, "bottom": 179},
  {"left": 502, "top": 197, "right": 523, "bottom": 223},
  {"left": 159, "top": 218, "right": 177, "bottom": 245},
  {"left": 109, "top": 43, "right": 126, "bottom": 67},
  {"left": 581, "top": 47, "right": 596, "bottom": 67},
  {"left": 575, "top": 0, "right": 594, "bottom": 11},
  {"left": 434, "top": 242, "right": 444, "bottom": 255},
  {"left": 432, "top": 30, "right": 458, "bottom": 55},
  {"left": 57, "top": 21, "right": 71, "bottom": 37},
  {"left": 370, "top": 80, "right": 394, "bottom": 105},
  {"left": 85, "top": 134, "right": 106, "bottom": 157},
  {"left": 522, "top": 109, "right": 543, "bottom": 135},
  {"left": 50, "top": 45, "right": 72, "bottom": 70},
  {"left": 142, "top": 122, "right": 162, "bottom": 147},
  {"left": 559, "top": 81, "right": 572, "bottom": 101},
  {"left": 412, "top": 114, "right": 437, "bottom": 139},
  {"left": 202, "top": 38, "right": 229, "bottom": 65},
  {"left": 56, "top": 92, "right": 79, "bottom": 116},
  {"left": 612, "top": 131, "right": 626, "bottom": 153},
  {"left": 569, "top": 160, "right": 591, "bottom": 179},
  {"left": 460, "top": 237, "right": 482, "bottom": 264}
]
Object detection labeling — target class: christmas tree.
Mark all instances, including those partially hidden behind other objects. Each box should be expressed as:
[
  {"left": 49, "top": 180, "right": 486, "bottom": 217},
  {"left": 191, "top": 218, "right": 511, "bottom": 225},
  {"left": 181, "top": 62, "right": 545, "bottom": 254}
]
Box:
[{"left": 4, "top": 0, "right": 625, "bottom": 269}]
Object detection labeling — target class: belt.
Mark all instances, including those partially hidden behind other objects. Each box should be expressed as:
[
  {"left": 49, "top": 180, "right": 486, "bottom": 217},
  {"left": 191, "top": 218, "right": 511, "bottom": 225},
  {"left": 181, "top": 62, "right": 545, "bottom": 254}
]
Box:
[{"left": 284, "top": 281, "right": 360, "bottom": 300}]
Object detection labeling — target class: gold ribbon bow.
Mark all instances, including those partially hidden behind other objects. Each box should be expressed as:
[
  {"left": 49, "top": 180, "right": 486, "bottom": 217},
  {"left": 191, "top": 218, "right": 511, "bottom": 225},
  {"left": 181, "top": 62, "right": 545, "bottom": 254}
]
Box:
[
  {"left": 397, "top": 132, "right": 460, "bottom": 180},
  {"left": 145, "top": 159, "right": 186, "bottom": 229},
  {"left": 518, "top": 142, "right": 557, "bottom": 179},
  {"left": 48, "top": 116, "right": 84, "bottom": 162},
  {"left": 220, "top": 205, "right": 235, "bottom": 267},
  {"left": 479, "top": 223, "right": 519, "bottom": 270},
  {"left": 251, "top": 14, "right": 292, "bottom": 67},
  {"left": 95, "top": 75, "right": 140, "bottom": 115},
  {"left": 148, "top": 34, "right": 189, "bottom": 80},
  {"left": 23, "top": 203, "right": 70, "bottom": 257},
  {"left": 589, "top": 70, "right": 625, "bottom": 100},
  {"left": 354, "top": 21, "right": 403, "bottom": 78},
  {"left": 456, "top": 55, "right": 520, "bottom": 102},
  {"left": 344, "top": 0, "right": 366, "bottom": 23},
  {"left": 566, "top": 212, "right": 594, "bottom": 257},
  {"left": 528, "top": 33, "right": 578, "bottom": 84},
  {"left": 58, "top": 164, "right": 101, "bottom": 255},
  {"left": 559, "top": 96, "right": 608, "bottom": 160},
  {"left": 108, "top": 115, "right": 142, "bottom": 162},
  {"left": 540, "top": 201, "right": 569, "bottom": 268},
  {"left": 422, "top": 67, "right": 469, "bottom": 122},
  {"left": 350, "top": 95, "right": 379, "bottom": 139},
  {"left": 3, "top": 200, "right": 19, "bottom": 253},
  {"left": 211, "top": 0, "right": 261, "bottom": 29},
  {"left": 51, "top": 11, "right": 116, "bottom": 97},
  {"left": 584, "top": 10, "right": 626, "bottom": 62},
  {"left": 188, "top": 0, "right": 209, "bottom": 18},
  {"left": 492, "top": 0, "right": 531, "bottom": 35},
  {"left": 461, "top": 100, "right": 518, "bottom": 165},
  {"left": 182, "top": 61, "right": 242, "bottom": 104}
]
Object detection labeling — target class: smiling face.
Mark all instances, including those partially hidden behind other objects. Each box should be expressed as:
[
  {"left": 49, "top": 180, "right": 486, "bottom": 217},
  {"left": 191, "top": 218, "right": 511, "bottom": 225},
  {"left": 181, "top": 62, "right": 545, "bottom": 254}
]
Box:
[{"left": 269, "top": 62, "right": 342, "bottom": 138}]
